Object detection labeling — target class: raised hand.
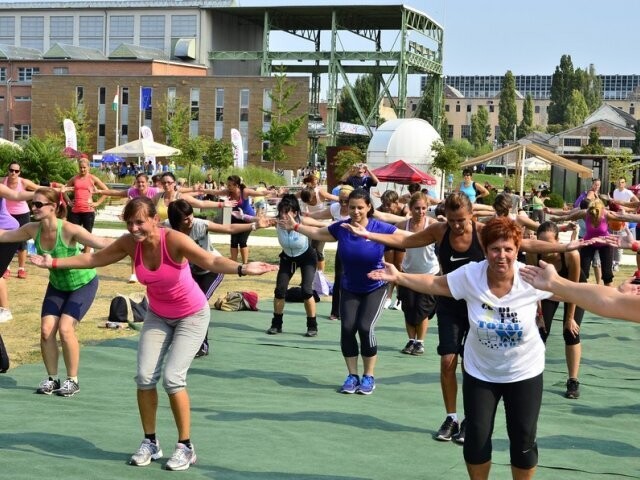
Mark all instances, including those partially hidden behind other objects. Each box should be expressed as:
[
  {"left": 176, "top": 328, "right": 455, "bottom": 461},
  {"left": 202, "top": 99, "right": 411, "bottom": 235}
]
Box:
[
  {"left": 367, "top": 261, "right": 400, "bottom": 283},
  {"left": 244, "top": 261, "right": 278, "bottom": 275},
  {"left": 29, "top": 253, "right": 53, "bottom": 269},
  {"left": 277, "top": 212, "right": 297, "bottom": 231},
  {"left": 519, "top": 260, "right": 559, "bottom": 291},
  {"left": 340, "top": 221, "right": 367, "bottom": 236}
]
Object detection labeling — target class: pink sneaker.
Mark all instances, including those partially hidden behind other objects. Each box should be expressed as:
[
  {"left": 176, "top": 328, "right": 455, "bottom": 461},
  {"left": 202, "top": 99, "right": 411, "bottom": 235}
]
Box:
[{"left": 17, "top": 269, "right": 27, "bottom": 279}]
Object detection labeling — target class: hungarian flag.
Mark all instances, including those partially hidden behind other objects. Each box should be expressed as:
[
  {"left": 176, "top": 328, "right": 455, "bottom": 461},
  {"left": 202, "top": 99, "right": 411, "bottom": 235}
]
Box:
[{"left": 112, "top": 87, "right": 119, "bottom": 111}]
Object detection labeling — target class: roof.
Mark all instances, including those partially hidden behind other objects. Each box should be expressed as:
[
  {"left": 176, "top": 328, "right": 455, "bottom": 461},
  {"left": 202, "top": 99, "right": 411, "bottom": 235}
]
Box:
[
  {"left": 0, "top": 43, "right": 42, "bottom": 60},
  {"left": 109, "top": 44, "right": 168, "bottom": 60},
  {"left": 43, "top": 43, "right": 107, "bottom": 60},
  {"left": 460, "top": 140, "right": 593, "bottom": 179}
]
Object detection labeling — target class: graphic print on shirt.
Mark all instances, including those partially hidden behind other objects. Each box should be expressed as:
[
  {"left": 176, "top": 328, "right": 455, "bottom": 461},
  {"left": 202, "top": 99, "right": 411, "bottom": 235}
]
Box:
[{"left": 476, "top": 303, "right": 523, "bottom": 349}]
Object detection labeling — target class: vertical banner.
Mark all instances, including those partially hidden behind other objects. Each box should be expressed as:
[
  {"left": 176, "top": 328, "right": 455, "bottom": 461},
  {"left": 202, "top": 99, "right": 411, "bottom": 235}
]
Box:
[
  {"left": 140, "top": 87, "right": 153, "bottom": 110},
  {"left": 63, "top": 118, "right": 77, "bottom": 150},
  {"left": 140, "top": 126, "right": 156, "bottom": 171},
  {"left": 230, "top": 128, "right": 244, "bottom": 168}
]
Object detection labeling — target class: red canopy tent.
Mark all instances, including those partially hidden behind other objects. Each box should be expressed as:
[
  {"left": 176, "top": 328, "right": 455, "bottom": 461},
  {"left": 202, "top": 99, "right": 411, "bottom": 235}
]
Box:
[{"left": 371, "top": 160, "right": 436, "bottom": 186}]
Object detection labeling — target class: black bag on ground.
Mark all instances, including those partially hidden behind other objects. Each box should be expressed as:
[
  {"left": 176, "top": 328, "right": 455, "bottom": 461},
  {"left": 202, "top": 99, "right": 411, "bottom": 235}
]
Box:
[
  {"left": 108, "top": 293, "right": 148, "bottom": 323},
  {"left": 285, "top": 287, "right": 321, "bottom": 303},
  {"left": 0, "top": 334, "right": 9, "bottom": 373}
]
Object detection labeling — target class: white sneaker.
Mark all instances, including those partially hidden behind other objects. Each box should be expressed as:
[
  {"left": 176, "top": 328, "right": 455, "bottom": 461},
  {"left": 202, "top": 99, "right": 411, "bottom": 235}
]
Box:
[
  {"left": 165, "top": 443, "right": 196, "bottom": 471},
  {"left": 128, "top": 274, "right": 138, "bottom": 284},
  {"left": 383, "top": 299, "right": 392, "bottom": 309},
  {"left": 389, "top": 299, "right": 402, "bottom": 310},
  {"left": 0, "top": 307, "right": 13, "bottom": 323}
]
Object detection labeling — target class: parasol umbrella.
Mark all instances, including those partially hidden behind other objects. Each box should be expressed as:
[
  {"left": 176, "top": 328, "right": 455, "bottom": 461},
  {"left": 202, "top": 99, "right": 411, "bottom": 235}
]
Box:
[
  {"left": 371, "top": 160, "right": 437, "bottom": 186},
  {"left": 102, "top": 139, "right": 181, "bottom": 158},
  {"left": 0, "top": 138, "right": 22, "bottom": 150},
  {"left": 62, "top": 146, "right": 84, "bottom": 158},
  {"left": 101, "top": 153, "right": 124, "bottom": 163}
]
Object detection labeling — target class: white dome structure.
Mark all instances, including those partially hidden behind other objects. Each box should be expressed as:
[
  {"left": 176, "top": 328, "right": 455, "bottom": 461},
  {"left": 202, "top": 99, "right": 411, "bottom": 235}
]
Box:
[{"left": 367, "top": 118, "right": 443, "bottom": 197}]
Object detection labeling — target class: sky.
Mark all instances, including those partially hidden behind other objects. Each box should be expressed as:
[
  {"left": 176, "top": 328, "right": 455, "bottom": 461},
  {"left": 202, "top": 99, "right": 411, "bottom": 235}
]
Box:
[{"left": 243, "top": 0, "right": 640, "bottom": 96}]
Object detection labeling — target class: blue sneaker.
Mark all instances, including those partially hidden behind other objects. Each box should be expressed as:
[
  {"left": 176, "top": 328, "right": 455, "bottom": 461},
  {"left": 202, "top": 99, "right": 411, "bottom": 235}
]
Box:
[
  {"left": 340, "top": 374, "right": 360, "bottom": 394},
  {"left": 358, "top": 375, "right": 376, "bottom": 395}
]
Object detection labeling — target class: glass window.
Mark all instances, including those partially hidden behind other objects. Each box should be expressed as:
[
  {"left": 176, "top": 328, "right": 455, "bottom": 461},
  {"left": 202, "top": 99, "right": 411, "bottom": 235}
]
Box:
[
  {"left": 263, "top": 89, "right": 272, "bottom": 124},
  {"left": 99, "top": 87, "right": 106, "bottom": 105},
  {"left": 0, "top": 67, "right": 6, "bottom": 82},
  {"left": 109, "top": 15, "right": 134, "bottom": 37},
  {"left": 171, "top": 15, "right": 197, "bottom": 37},
  {"left": 620, "top": 139, "right": 634, "bottom": 149},
  {"left": 15, "top": 96, "right": 31, "bottom": 102},
  {"left": 121, "top": 87, "right": 129, "bottom": 105},
  {"left": 18, "top": 67, "right": 40, "bottom": 82},
  {"left": 444, "top": 104, "right": 449, "bottom": 112},
  {"left": 79, "top": 16, "right": 104, "bottom": 51},
  {"left": 0, "top": 17, "right": 15, "bottom": 43},
  {"left": 240, "top": 89, "right": 249, "bottom": 122},
  {"left": 20, "top": 16, "right": 44, "bottom": 50},
  {"left": 50, "top": 16, "right": 73, "bottom": 43},
  {"left": 140, "top": 15, "right": 165, "bottom": 50},
  {"left": 455, "top": 104, "right": 460, "bottom": 112},
  {"left": 466, "top": 104, "right": 471, "bottom": 113},
  {"left": 447, "top": 124, "right": 454, "bottom": 139},
  {"left": 563, "top": 138, "right": 582, "bottom": 147},
  {"left": 461, "top": 125, "right": 471, "bottom": 139},
  {"left": 598, "top": 139, "right": 613, "bottom": 148},
  {"left": 76, "top": 86, "right": 84, "bottom": 104},
  {"left": 14, "top": 124, "right": 31, "bottom": 141},
  {"left": 53, "top": 67, "right": 69, "bottom": 75}
]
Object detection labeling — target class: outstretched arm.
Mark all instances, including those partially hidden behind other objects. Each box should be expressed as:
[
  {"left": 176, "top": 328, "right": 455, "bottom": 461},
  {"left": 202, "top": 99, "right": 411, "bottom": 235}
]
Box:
[
  {"left": 520, "top": 260, "right": 640, "bottom": 323},
  {"left": 278, "top": 212, "right": 336, "bottom": 242},
  {"left": 368, "top": 261, "right": 452, "bottom": 297},
  {"left": 342, "top": 220, "right": 440, "bottom": 249}
]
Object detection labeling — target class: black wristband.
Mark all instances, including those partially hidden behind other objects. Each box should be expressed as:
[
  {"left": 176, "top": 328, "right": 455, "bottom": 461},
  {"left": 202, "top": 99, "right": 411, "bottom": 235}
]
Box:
[{"left": 237, "top": 264, "right": 245, "bottom": 277}]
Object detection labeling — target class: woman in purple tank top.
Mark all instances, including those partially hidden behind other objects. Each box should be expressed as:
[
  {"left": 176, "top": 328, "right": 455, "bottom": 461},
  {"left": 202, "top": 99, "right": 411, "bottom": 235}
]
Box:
[
  {"left": 0, "top": 183, "right": 34, "bottom": 322},
  {"left": 29, "top": 197, "right": 277, "bottom": 471}
]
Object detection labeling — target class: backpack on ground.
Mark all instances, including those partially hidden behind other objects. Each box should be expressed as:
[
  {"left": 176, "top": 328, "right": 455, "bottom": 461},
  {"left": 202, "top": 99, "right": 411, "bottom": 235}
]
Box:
[
  {"left": 0, "top": 334, "right": 9, "bottom": 373},
  {"left": 108, "top": 293, "right": 148, "bottom": 324},
  {"left": 214, "top": 291, "right": 259, "bottom": 311}
]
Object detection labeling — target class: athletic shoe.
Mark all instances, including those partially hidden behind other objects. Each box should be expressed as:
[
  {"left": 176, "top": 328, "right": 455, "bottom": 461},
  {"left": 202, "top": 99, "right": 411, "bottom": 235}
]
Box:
[
  {"left": 304, "top": 329, "right": 318, "bottom": 337},
  {"left": 389, "top": 299, "right": 402, "bottom": 310},
  {"left": 36, "top": 377, "right": 60, "bottom": 395},
  {"left": 17, "top": 269, "right": 27, "bottom": 279},
  {"left": 435, "top": 416, "right": 459, "bottom": 441},
  {"left": 2, "top": 268, "right": 9, "bottom": 279},
  {"left": 358, "top": 375, "right": 376, "bottom": 395},
  {"left": 383, "top": 298, "right": 392, "bottom": 309},
  {"left": 329, "top": 314, "right": 339, "bottom": 321},
  {"left": 401, "top": 340, "right": 415, "bottom": 354},
  {"left": 0, "top": 307, "right": 13, "bottom": 323},
  {"left": 340, "top": 374, "right": 360, "bottom": 394},
  {"left": 411, "top": 342, "right": 425, "bottom": 356},
  {"left": 55, "top": 378, "right": 80, "bottom": 397},
  {"left": 565, "top": 378, "right": 580, "bottom": 399},
  {"left": 128, "top": 273, "right": 138, "bottom": 284},
  {"left": 129, "top": 439, "right": 163, "bottom": 467},
  {"left": 266, "top": 326, "right": 282, "bottom": 335},
  {"left": 194, "top": 342, "right": 209, "bottom": 358},
  {"left": 453, "top": 419, "right": 466, "bottom": 444},
  {"left": 165, "top": 443, "right": 196, "bottom": 471}
]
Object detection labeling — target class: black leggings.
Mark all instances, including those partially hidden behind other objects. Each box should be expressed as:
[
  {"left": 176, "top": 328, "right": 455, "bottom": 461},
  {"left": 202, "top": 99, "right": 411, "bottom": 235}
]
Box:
[
  {"left": 339, "top": 285, "right": 387, "bottom": 358},
  {"left": 330, "top": 252, "right": 343, "bottom": 317},
  {"left": 67, "top": 211, "right": 96, "bottom": 233},
  {"left": 463, "top": 371, "right": 542, "bottom": 469},
  {"left": 580, "top": 244, "right": 614, "bottom": 284},
  {"left": 539, "top": 297, "right": 585, "bottom": 345},
  {"left": 230, "top": 215, "right": 251, "bottom": 248},
  {"left": 274, "top": 247, "right": 317, "bottom": 300}
]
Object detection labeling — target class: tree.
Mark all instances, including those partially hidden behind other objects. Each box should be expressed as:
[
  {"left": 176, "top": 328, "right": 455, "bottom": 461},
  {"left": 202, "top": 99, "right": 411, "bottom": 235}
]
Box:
[
  {"left": 159, "top": 95, "right": 191, "bottom": 150},
  {"left": 177, "top": 135, "right": 207, "bottom": 184},
  {"left": 258, "top": 71, "right": 306, "bottom": 171},
  {"left": 575, "top": 64, "right": 602, "bottom": 113},
  {"left": 439, "top": 115, "right": 450, "bottom": 144},
  {"left": 337, "top": 74, "right": 376, "bottom": 124},
  {"left": 517, "top": 94, "right": 534, "bottom": 138},
  {"left": 608, "top": 151, "right": 633, "bottom": 185},
  {"left": 634, "top": 122, "right": 640, "bottom": 155},
  {"left": 470, "top": 105, "right": 490, "bottom": 149},
  {"left": 204, "top": 138, "right": 234, "bottom": 185},
  {"left": 416, "top": 74, "right": 442, "bottom": 126},
  {"left": 334, "top": 147, "right": 365, "bottom": 179},
  {"left": 431, "top": 140, "right": 462, "bottom": 176},
  {"left": 55, "top": 95, "right": 92, "bottom": 154},
  {"left": 580, "top": 127, "right": 605, "bottom": 154},
  {"left": 548, "top": 54, "right": 576, "bottom": 126},
  {"left": 565, "top": 90, "right": 590, "bottom": 127},
  {"left": 498, "top": 70, "right": 517, "bottom": 145},
  {"left": 1, "top": 136, "right": 77, "bottom": 183}
]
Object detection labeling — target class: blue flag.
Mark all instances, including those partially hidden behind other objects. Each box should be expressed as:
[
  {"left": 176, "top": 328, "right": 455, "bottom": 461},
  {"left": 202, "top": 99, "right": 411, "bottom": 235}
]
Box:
[{"left": 140, "top": 87, "right": 152, "bottom": 110}]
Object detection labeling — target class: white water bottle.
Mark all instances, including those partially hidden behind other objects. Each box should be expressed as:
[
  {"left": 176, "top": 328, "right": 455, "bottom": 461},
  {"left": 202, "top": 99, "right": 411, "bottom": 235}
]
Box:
[{"left": 26, "top": 239, "right": 37, "bottom": 255}]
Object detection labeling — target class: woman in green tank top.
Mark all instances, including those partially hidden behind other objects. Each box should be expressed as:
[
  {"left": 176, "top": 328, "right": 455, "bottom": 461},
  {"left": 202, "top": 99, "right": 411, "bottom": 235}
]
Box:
[{"left": 0, "top": 187, "right": 113, "bottom": 397}]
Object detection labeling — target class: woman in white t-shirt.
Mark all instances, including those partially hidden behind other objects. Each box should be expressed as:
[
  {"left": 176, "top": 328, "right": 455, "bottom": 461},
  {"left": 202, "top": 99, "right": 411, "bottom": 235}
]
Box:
[{"left": 368, "top": 216, "right": 552, "bottom": 480}]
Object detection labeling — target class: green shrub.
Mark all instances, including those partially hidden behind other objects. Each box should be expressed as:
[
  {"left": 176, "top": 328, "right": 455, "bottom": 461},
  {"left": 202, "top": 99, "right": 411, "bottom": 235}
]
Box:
[{"left": 544, "top": 193, "right": 565, "bottom": 208}]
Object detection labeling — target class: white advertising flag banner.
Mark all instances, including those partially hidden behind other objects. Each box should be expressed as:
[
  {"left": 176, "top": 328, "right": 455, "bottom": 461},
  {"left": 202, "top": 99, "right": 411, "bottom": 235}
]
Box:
[{"left": 63, "top": 119, "right": 77, "bottom": 150}]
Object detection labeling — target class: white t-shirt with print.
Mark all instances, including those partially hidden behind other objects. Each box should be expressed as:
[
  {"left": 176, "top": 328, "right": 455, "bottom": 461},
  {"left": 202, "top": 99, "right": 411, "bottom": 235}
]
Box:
[{"left": 446, "top": 261, "right": 552, "bottom": 383}]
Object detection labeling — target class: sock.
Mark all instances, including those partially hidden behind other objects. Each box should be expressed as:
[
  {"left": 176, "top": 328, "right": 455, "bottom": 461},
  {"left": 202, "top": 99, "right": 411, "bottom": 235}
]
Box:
[
  {"left": 145, "top": 433, "right": 157, "bottom": 444},
  {"left": 179, "top": 439, "right": 192, "bottom": 449},
  {"left": 447, "top": 413, "right": 458, "bottom": 423},
  {"left": 272, "top": 313, "right": 283, "bottom": 327},
  {"left": 306, "top": 316, "right": 317, "bottom": 330}
]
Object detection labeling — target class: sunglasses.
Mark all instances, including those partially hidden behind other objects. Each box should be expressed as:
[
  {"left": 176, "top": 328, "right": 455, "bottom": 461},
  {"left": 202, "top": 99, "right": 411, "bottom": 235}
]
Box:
[
  {"left": 9, "top": 169, "right": 20, "bottom": 173},
  {"left": 32, "top": 201, "right": 53, "bottom": 209}
]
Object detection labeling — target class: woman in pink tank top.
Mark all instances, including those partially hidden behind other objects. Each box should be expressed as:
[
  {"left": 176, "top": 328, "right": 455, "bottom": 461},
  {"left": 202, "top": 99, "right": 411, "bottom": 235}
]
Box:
[
  {"left": 30, "top": 197, "right": 277, "bottom": 471},
  {"left": 1, "top": 162, "right": 39, "bottom": 279}
]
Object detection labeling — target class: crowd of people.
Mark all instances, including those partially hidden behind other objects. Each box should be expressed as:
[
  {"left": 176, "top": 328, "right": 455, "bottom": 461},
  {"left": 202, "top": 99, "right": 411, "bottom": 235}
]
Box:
[{"left": 1, "top": 157, "right": 638, "bottom": 477}]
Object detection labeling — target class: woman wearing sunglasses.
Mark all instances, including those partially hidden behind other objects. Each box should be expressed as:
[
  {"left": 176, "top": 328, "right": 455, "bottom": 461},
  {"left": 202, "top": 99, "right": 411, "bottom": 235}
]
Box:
[
  {"left": 1, "top": 162, "right": 39, "bottom": 280},
  {"left": 0, "top": 183, "right": 35, "bottom": 323},
  {"left": 0, "top": 187, "right": 112, "bottom": 396}
]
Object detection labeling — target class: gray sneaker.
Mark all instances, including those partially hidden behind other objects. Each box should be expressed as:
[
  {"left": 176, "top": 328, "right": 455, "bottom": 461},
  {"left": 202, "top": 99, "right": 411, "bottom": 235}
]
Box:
[
  {"left": 55, "top": 378, "right": 80, "bottom": 397},
  {"left": 129, "top": 439, "right": 163, "bottom": 466},
  {"left": 36, "top": 377, "right": 60, "bottom": 395},
  {"left": 165, "top": 443, "right": 196, "bottom": 471}
]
